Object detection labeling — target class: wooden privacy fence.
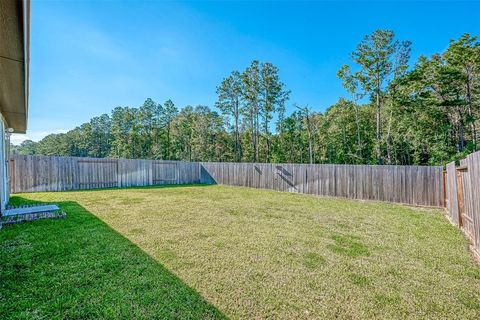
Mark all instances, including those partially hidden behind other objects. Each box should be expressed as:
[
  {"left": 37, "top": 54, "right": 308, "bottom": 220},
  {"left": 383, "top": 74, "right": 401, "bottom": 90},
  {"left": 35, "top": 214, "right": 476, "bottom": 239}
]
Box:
[
  {"left": 445, "top": 151, "right": 480, "bottom": 256},
  {"left": 200, "top": 162, "right": 445, "bottom": 207},
  {"left": 10, "top": 154, "right": 480, "bottom": 255},
  {"left": 11, "top": 155, "right": 445, "bottom": 207},
  {"left": 10, "top": 155, "right": 201, "bottom": 192}
]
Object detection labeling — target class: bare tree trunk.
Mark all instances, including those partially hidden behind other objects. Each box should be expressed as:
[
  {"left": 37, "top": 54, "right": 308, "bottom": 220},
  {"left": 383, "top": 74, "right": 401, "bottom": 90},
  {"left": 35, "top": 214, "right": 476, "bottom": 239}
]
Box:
[
  {"left": 167, "top": 124, "right": 171, "bottom": 160},
  {"left": 351, "top": 95, "right": 362, "bottom": 163},
  {"left": 466, "top": 78, "right": 477, "bottom": 151},
  {"left": 306, "top": 113, "right": 313, "bottom": 164},
  {"left": 251, "top": 111, "right": 256, "bottom": 163},
  {"left": 386, "top": 107, "right": 394, "bottom": 164},
  {"left": 459, "top": 125, "right": 465, "bottom": 151},
  {"left": 458, "top": 114, "right": 465, "bottom": 151},
  {"left": 234, "top": 100, "right": 242, "bottom": 161},
  {"left": 376, "top": 89, "right": 382, "bottom": 164},
  {"left": 308, "top": 135, "right": 313, "bottom": 164},
  {"left": 255, "top": 107, "right": 259, "bottom": 162},
  {"left": 264, "top": 118, "right": 270, "bottom": 163},
  {"left": 355, "top": 105, "right": 362, "bottom": 160}
]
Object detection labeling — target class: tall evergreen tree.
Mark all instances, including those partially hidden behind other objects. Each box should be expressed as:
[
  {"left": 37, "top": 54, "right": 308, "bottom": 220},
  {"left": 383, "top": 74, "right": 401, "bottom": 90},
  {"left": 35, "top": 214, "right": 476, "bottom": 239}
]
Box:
[
  {"left": 216, "top": 71, "right": 243, "bottom": 161},
  {"left": 260, "top": 62, "right": 290, "bottom": 162},
  {"left": 163, "top": 99, "right": 178, "bottom": 160},
  {"left": 242, "top": 61, "right": 262, "bottom": 162},
  {"left": 342, "top": 29, "right": 411, "bottom": 163}
]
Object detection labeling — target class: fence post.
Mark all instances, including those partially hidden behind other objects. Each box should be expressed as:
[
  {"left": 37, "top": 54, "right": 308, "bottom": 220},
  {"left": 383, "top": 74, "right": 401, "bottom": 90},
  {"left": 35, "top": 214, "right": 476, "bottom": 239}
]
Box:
[
  {"left": 455, "top": 167, "right": 466, "bottom": 227},
  {"left": 116, "top": 159, "right": 120, "bottom": 188},
  {"left": 9, "top": 157, "right": 15, "bottom": 194},
  {"left": 443, "top": 170, "right": 447, "bottom": 208}
]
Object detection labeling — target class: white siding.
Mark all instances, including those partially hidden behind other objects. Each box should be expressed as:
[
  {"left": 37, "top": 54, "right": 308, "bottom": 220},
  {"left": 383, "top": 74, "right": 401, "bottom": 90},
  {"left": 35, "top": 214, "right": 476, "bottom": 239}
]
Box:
[{"left": 0, "top": 115, "right": 9, "bottom": 213}]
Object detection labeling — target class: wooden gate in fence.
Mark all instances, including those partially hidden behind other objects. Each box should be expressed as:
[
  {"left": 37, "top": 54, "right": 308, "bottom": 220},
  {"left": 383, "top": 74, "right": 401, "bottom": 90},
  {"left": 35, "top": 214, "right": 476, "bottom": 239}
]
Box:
[{"left": 445, "top": 152, "right": 480, "bottom": 255}]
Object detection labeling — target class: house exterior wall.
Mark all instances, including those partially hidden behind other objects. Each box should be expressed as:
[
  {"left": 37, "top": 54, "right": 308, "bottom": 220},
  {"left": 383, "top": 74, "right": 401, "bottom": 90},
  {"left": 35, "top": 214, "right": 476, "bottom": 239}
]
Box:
[
  {"left": 0, "top": 0, "right": 29, "bottom": 215},
  {"left": 0, "top": 113, "right": 9, "bottom": 213}
]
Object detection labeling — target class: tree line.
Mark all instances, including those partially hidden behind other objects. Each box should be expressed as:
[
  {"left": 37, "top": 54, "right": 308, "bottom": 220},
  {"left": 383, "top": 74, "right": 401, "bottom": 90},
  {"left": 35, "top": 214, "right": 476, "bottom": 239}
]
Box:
[{"left": 12, "top": 30, "right": 480, "bottom": 166}]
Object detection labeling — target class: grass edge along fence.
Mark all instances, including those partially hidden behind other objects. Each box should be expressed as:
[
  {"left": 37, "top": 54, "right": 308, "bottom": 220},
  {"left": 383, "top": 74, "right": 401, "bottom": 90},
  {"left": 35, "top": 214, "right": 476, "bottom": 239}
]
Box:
[
  {"left": 11, "top": 154, "right": 444, "bottom": 207},
  {"left": 10, "top": 155, "right": 201, "bottom": 192},
  {"left": 199, "top": 162, "right": 444, "bottom": 207},
  {"left": 9, "top": 153, "right": 480, "bottom": 258}
]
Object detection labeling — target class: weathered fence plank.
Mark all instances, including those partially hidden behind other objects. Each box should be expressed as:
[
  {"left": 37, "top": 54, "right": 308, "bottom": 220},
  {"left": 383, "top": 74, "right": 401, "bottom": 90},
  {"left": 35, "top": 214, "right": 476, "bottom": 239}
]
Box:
[
  {"left": 465, "top": 152, "right": 480, "bottom": 253},
  {"left": 11, "top": 155, "right": 444, "bottom": 208},
  {"left": 199, "top": 162, "right": 444, "bottom": 207},
  {"left": 11, "top": 155, "right": 200, "bottom": 193},
  {"left": 444, "top": 152, "right": 480, "bottom": 256},
  {"left": 10, "top": 153, "right": 480, "bottom": 256}
]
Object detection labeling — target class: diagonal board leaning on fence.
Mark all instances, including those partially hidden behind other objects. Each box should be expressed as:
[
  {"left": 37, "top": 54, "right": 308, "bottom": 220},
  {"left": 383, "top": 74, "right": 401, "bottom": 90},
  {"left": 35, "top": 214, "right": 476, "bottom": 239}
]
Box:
[{"left": 10, "top": 155, "right": 444, "bottom": 207}]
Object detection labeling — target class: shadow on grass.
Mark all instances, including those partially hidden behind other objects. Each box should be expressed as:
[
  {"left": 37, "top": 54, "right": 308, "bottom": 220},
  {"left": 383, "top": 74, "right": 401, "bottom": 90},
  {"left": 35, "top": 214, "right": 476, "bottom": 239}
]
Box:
[
  {"left": 0, "top": 196, "right": 226, "bottom": 319},
  {"left": 12, "top": 183, "right": 216, "bottom": 195}
]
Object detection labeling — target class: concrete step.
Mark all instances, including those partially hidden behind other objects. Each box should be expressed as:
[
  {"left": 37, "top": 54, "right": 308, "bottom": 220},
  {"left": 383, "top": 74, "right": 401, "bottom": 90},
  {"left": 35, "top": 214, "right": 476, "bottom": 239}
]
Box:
[{"left": 3, "top": 204, "right": 60, "bottom": 217}]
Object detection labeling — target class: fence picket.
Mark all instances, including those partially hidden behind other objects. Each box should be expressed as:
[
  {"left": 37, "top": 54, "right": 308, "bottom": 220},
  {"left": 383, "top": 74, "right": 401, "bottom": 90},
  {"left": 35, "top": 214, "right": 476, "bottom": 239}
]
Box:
[{"left": 10, "top": 155, "right": 444, "bottom": 209}]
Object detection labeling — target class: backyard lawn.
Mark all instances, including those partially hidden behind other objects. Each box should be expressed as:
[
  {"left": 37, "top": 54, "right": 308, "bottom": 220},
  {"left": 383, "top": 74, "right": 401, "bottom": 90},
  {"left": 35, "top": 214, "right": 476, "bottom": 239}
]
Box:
[{"left": 1, "top": 185, "right": 479, "bottom": 319}]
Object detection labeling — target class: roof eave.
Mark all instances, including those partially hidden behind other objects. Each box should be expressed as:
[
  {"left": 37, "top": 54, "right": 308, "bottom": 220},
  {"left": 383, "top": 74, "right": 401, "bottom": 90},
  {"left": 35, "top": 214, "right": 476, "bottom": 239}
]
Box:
[{"left": 0, "top": 0, "right": 30, "bottom": 134}]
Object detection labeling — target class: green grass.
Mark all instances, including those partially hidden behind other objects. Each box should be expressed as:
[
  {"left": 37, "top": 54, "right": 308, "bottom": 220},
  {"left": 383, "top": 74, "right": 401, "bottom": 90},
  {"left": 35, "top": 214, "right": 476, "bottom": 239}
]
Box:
[{"left": 1, "top": 185, "right": 479, "bottom": 319}]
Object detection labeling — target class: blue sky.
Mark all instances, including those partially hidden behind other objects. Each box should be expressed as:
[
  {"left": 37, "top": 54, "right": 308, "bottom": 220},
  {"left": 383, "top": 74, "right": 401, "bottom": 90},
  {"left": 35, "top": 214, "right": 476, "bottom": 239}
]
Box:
[{"left": 13, "top": 0, "right": 480, "bottom": 144}]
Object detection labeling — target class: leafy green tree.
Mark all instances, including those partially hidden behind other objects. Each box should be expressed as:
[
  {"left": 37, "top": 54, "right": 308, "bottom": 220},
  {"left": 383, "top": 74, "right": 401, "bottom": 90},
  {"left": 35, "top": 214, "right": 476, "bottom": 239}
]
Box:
[
  {"left": 295, "top": 105, "right": 320, "bottom": 164},
  {"left": 110, "top": 107, "right": 139, "bottom": 158},
  {"left": 443, "top": 33, "right": 480, "bottom": 151},
  {"left": 12, "top": 33, "right": 480, "bottom": 167},
  {"left": 163, "top": 99, "right": 178, "bottom": 160},
  {"left": 260, "top": 62, "right": 290, "bottom": 162},
  {"left": 320, "top": 99, "right": 367, "bottom": 164},
  {"left": 216, "top": 71, "right": 243, "bottom": 161},
  {"left": 342, "top": 29, "right": 411, "bottom": 163},
  {"left": 12, "top": 140, "right": 38, "bottom": 155},
  {"left": 337, "top": 65, "right": 364, "bottom": 160},
  {"left": 242, "top": 60, "right": 262, "bottom": 162},
  {"left": 88, "top": 114, "right": 111, "bottom": 158},
  {"left": 36, "top": 134, "right": 70, "bottom": 156},
  {"left": 272, "top": 111, "right": 305, "bottom": 163}
]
